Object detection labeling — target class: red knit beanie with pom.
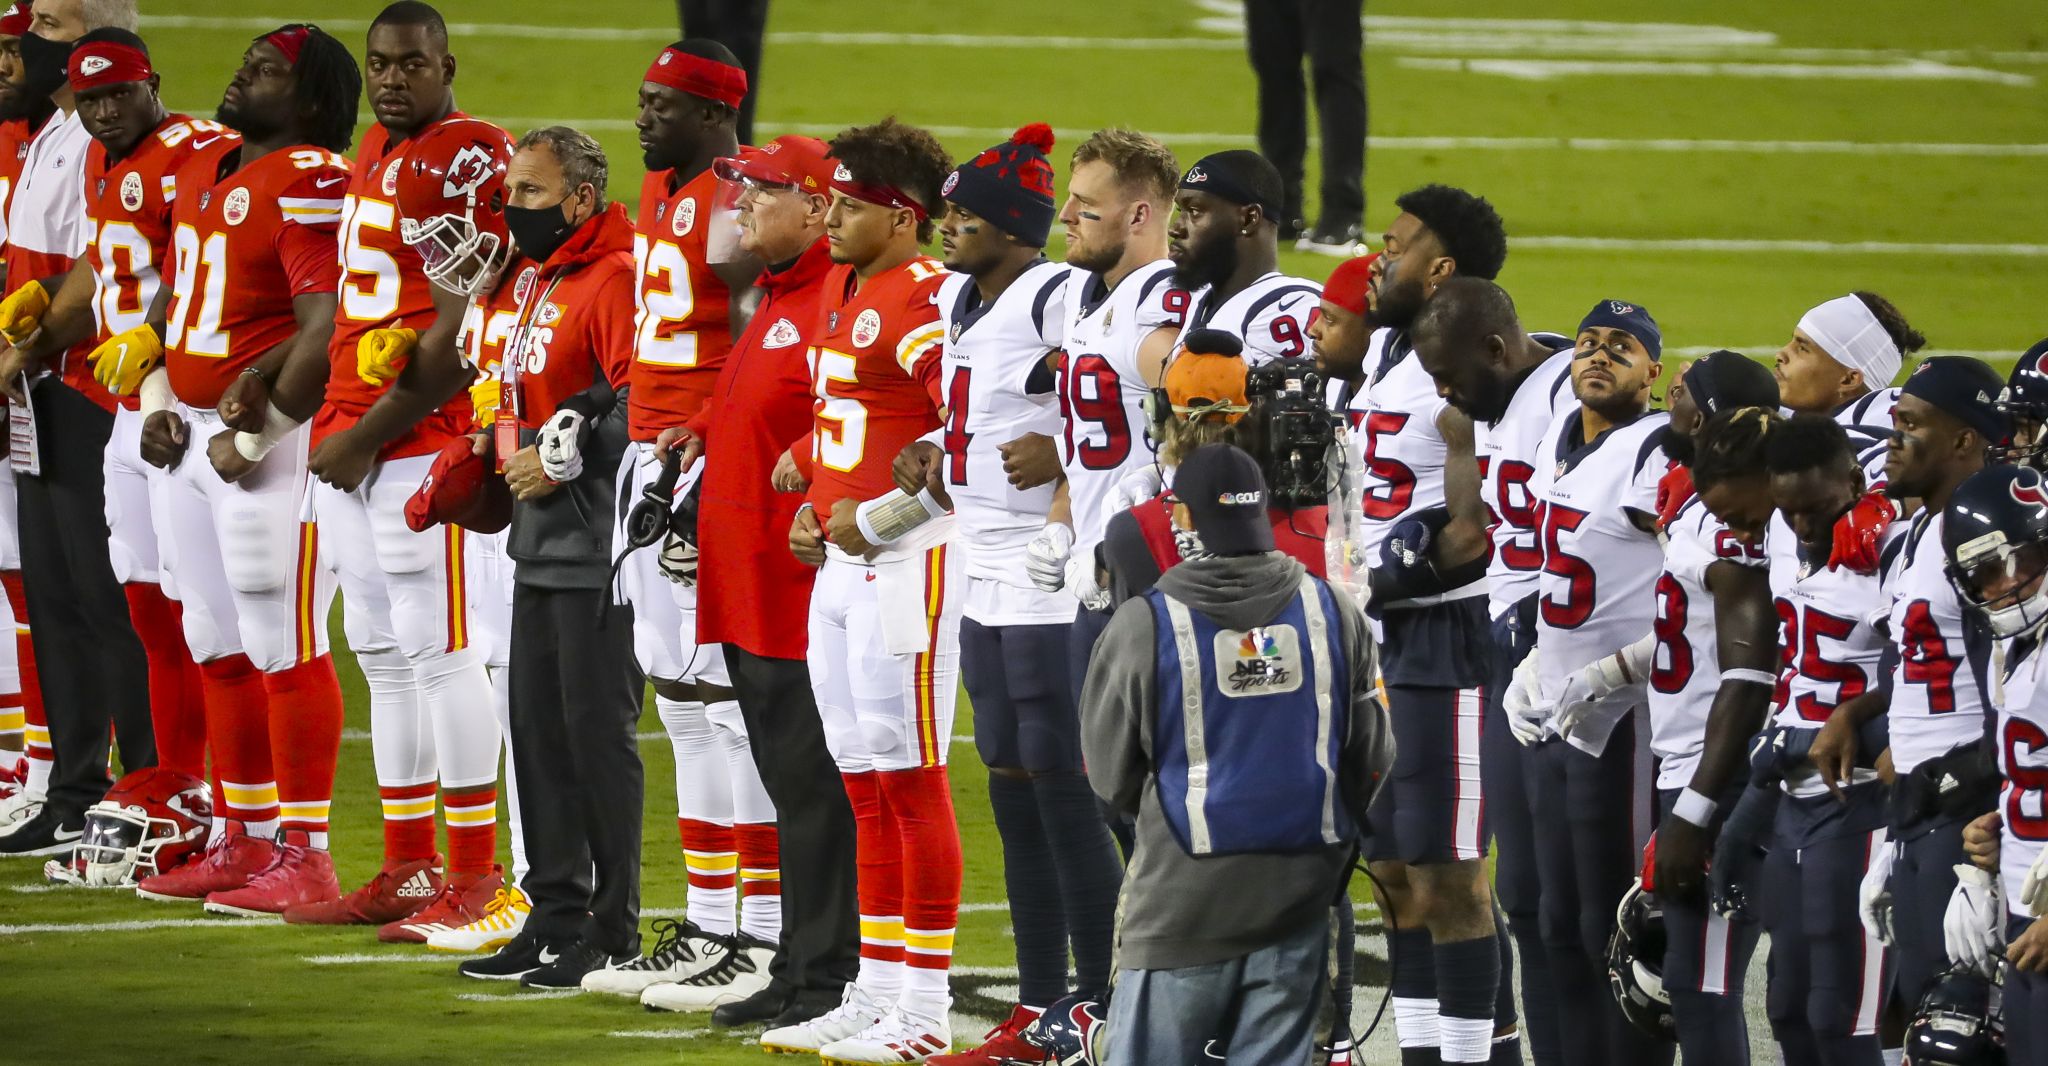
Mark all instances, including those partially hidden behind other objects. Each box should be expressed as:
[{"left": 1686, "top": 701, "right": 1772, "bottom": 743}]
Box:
[{"left": 940, "top": 122, "right": 1058, "bottom": 246}]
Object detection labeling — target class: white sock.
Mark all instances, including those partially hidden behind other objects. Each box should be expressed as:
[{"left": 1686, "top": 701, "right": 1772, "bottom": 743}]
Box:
[
  {"left": 1881, "top": 1049, "right": 1903, "bottom": 1066},
  {"left": 1392, "top": 997, "right": 1441, "bottom": 1048},
  {"left": 1437, "top": 1014, "right": 1493, "bottom": 1063}
]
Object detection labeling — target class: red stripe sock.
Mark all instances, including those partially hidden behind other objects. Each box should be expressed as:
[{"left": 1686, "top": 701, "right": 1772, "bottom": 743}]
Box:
[
  {"left": 263, "top": 654, "right": 343, "bottom": 846},
  {"left": 735, "top": 821, "right": 782, "bottom": 941},
  {"left": 441, "top": 785, "right": 497, "bottom": 878},
  {"left": 123, "top": 583, "right": 207, "bottom": 776},
  {"left": 197, "top": 655, "right": 278, "bottom": 828},
  {"left": 379, "top": 781, "right": 439, "bottom": 863},
  {"left": 680, "top": 817, "right": 738, "bottom": 935},
  {"left": 843, "top": 771, "right": 906, "bottom": 977},
  {"left": 2, "top": 572, "right": 48, "bottom": 775},
  {"left": 880, "top": 765, "right": 962, "bottom": 968}
]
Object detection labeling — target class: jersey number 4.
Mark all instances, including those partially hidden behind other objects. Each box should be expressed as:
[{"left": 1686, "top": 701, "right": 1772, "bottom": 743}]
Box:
[{"left": 1898, "top": 599, "right": 1959, "bottom": 714}]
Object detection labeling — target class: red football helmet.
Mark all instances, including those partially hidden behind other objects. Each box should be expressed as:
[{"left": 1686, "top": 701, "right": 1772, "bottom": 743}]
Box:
[
  {"left": 393, "top": 118, "right": 516, "bottom": 298},
  {"left": 56, "top": 767, "right": 211, "bottom": 887}
]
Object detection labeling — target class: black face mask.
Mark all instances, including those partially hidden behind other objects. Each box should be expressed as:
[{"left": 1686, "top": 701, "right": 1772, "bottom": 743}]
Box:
[
  {"left": 503, "top": 197, "right": 577, "bottom": 264},
  {"left": 19, "top": 33, "right": 75, "bottom": 104}
]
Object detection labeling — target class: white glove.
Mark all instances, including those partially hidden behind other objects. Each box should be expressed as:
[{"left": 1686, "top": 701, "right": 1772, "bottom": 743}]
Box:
[
  {"left": 1503, "top": 647, "right": 1551, "bottom": 746},
  {"left": 1553, "top": 649, "right": 1636, "bottom": 738},
  {"left": 1026, "top": 523, "right": 1073, "bottom": 592},
  {"left": 1107, "top": 463, "right": 1165, "bottom": 514},
  {"left": 1066, "top": 550, "right": 1111, "bottom": 612},
  {"left": 536, "top": 409, "right": 586, "bottom": 483},
  {"left": 1943, "top": 864, "right": 2006, "bottom": 977},
  {"left": 658, "top": 530, "right": 697, "bottom": 586},
  {"left": 1858, "top": 840, "right": 1898, "bottom": 943},
  {"left": 2023, "top": 845, "right": 2048, "bottom": 917}
]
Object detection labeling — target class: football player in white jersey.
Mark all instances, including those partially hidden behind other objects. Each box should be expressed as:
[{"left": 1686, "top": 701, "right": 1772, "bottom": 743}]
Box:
[
  {"left": 1404, "top": 276, "right": 1603, "bottom": 1066},
  {"left": 1805, "top": 358, "right": 2008, "bottom": 1015},
  {"left": 1024, "top": 129, "right": 1184, "bottom": 714},
  {"left": 1340, "top": 189, "right": 1515, "bottom": 1066},
  {"left": 1712, "top": 413, "right": 1895, "bottom": 1065},
  {"left": 1506, "top": 299, "right": 1671, "bottom": 1066},
  {"left": 887, "top": 126, "right": 1124, "bottom": 1064},
  {"left": 1775, "top": 291, "right": 1927, "bottom": 493},
  {"left": 1937, "top": 464, "right": 2048, "bottom": 1063},
  {"left": 1165, "top": 150, "right": 1318, "bottom": 365}
]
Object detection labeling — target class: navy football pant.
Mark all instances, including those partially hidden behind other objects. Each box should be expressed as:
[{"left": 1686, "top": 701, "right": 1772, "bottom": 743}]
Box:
[
  {"left": 1657, "top": 787, "right": 1761, "bottom": 1065},
  {"left": 1761, "top": 797, "right": 1890, "bottom": 1066},
  {"left": 1888, "top": 811, "right": 1970, "bottom": 1014},
  {"left": 1482, "top": 655, "right": 1560, "bottom": 1065}
]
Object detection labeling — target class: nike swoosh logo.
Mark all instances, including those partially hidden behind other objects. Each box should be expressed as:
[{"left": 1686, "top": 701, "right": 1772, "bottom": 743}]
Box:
[
  {"left": 53, "top": 826, "right": 80, "bottom": 842},
  {"left": 537, "top": 948, "right": 559, "bottom": 964},
  {"left": 193, "top": 136, "right": 221, "bottom": 150},
  {"left": 315, "top": 177, "right": 344, "bottom": 189},
  {"left": 1278, "top": 295, "right": 1308, "bottom": 312}
]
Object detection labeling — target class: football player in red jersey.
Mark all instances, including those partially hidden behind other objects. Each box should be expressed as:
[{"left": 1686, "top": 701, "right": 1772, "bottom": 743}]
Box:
[
  {"left": 260, "top": 2, "right": 505, "bottom": 930},
  {"left": 103, "top": 24, "right": 360, "bottom": 912},
  {"left": 759, "top": 119, "right": 959, "bottom": 1065}
]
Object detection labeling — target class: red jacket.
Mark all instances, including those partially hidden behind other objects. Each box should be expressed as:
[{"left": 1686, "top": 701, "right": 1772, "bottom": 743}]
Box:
[{"left": 691, "top": 238, "right": 833, "bottom": 659}]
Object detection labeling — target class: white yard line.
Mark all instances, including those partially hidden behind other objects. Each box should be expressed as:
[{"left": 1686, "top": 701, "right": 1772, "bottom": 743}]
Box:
[
  {"left": 302, "top": 952, "right": 447, "bottom": 965},
  {"left": 1516, "top": 236, "right": 2048, "bottom": 257},
  {"left": 607, "top": 1028, "right": 713, "bottom": 1039},
  {"left": 1400, "top": 56, "right": 2034, "bottom": 86},
  {"left": 456, "top": 989, "right": 582, "bottom": 1001},
  {"left": 0, "top": 916, "right": 270, "bottom": 935}
]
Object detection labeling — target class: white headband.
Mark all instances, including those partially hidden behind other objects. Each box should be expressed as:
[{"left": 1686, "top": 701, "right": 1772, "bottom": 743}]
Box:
[{"left": 1797, "top": 295, "right": 1901, "bottom": 389}]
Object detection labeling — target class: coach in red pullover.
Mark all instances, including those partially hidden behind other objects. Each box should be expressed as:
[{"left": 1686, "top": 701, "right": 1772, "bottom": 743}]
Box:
[{"left": 668, "top": 135, "right": 857, "bottom": 1026}]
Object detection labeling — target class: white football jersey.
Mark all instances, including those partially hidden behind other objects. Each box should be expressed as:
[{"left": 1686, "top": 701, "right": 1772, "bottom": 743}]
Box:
[
  {"left": 1992, "top": 635, "right": 2048, "bottom": 916},
  {"left": 1882, "top": 510, "right": 1988, "bottom": 774},
  {"left": 1836, "top": 386, "right": 1899, "bottom": 490},
  {"left": 1766, "top": 518, "right": 1893, "bottom": 798},
  {"left": 1477, "top": 341, "right": 1574, "bottom": 619},
  {"left": 1058, "top": 258, "right": 1187, "bottom": 556},
  {"left": 1178, "top": 270, "right": 1320, "bottom": 365},
  {"left": 1647, "top": 497, "right": 1770, "bottom": 789},
  {"left": 1532, "top": 407, "right": 1669, "bottom": 755},
  {"left": 935, "top": 262, "right": 1073, "bottom": 625}
]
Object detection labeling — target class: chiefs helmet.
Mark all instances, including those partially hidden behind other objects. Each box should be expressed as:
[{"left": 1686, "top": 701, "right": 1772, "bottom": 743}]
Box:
[
  {"left": 1995, "top": 338, "right": 2048, "bottom": 470},
  {"left": 1606, "top": 879, "right": 1676, "bottom": 1040},
  {"left": 393, "top": 118, "right": 516, "bottom": 298},
  {"left": 1905, "top": 965, "right": 2004, "bottom": 1065},
  {"left": 1022, "top": 994, "right": 1108, "bottom": 1065},
  {"left": 1943, "top": 464, "right": 2048, "bottom": 638},
  {"left": 52, "top": 767, "right": 210, "bottom": 887}
]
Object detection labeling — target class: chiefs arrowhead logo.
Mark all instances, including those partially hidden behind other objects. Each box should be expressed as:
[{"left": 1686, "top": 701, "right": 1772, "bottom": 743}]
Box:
[
  {"left": 761, "top": 318, "right": 800, "bottom": 349},
  {"left": 832, "top": 163, "right": 852, "bottom": 182},
  {"left": 536, "top": 302, "right": 563, "bottom": 326},
  {"left": 441, "top": 143, "right": 496, "bottom": 199},
  {"left": 79, "top": 55, "right": 112, "bottom": 77}
]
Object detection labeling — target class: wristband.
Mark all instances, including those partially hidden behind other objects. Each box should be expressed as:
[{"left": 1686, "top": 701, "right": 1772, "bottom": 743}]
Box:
[
  {"left": 856, "top": 487, "right": 951, "bottom": 546},
  {"left": 137, "top": 366, "right": 175, "bottom": 418},
  {"left": 1673, "top": 787, "right": 1718, "bottom": 828},
  {"left": 1721, "top": 668, "right": 1777, "bottom": 687},
  {"left": 234, "top": 404, "right": 303, "bottom": 462}
]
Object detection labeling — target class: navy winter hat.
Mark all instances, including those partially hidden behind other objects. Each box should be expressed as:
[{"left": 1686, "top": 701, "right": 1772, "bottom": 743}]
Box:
[
  {"left": 941, "top": 122, "right": 1058, "bottom": 246},
  {"left": 1579, "top": 298, "right": 1662, "bottom": 361},
  {"left": 1901, "top": 355, "right": 2012, "bottom": 444}
]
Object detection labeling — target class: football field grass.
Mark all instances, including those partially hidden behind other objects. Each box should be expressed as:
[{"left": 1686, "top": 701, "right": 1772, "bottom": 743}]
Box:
[{"left": 3, "top": 0, "right": 2044, "bottom": 1062}]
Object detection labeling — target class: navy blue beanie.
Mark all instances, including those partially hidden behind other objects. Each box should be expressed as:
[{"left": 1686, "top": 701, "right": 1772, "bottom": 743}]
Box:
[
  {"left": 1901, "top": 356, "right": 2011, "bottom": 444},
  {"left": 1579, "top": 298, "right": 1662, "bottom": 361},
  {"left": 941, "top": 123, "right": 1057, "bottom": 247}
]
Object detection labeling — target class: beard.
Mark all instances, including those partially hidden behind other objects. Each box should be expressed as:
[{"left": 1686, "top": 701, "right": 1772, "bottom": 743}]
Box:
[
  {"left": 1171, "top": 235, "right": 1234, "bottom": 291},
  {"left": 1065, "top": 234, "right": 1122, "bottom": 276},
  {"left": 1663, "top": 427, "right": 1697, "bottom": 465}
]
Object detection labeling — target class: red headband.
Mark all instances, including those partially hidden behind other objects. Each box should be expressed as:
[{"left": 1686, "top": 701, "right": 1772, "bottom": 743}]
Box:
[
  {"left": 644, "top": 48, "right": 747, "bottom": 109},
  {"left": 264, "top": 26, "right": 310, "bottom": 65},
  {"left": 0, "top": 3, "right": 30, "bottom": 37},
  {"left": 1322, "top": 252, "right": 1377, "bottom": 316},
  {"left": 828, "top": 163, "right": 930, "bottom": 221},
  {"left": 67, "top": 42, "right": 153, "bottom": 92}
]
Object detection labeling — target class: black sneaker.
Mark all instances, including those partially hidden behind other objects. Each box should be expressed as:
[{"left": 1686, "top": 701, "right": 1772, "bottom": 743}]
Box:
[
  {"left": 1296, "top": 219, "right": 1365, "bottom": 257},
  {"left": 711, "top": 980, "right": 796, "bottom": 1027},
  {"left": 458, "top": 932, "right": 557, "bottom": 981},
  {"left": 521, "top": 938, "right": 633, "bottom": 990},
  {"left": 0, "top": 807, "right": 83, "bottom": 857}
]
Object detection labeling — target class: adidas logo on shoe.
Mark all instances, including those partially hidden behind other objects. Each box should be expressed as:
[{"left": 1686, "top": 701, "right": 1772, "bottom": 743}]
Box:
[{"left": 395, "top": 870, "right": 440, "bottom": 899}]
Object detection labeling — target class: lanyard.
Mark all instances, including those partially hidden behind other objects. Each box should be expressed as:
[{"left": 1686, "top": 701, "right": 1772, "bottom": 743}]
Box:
[{"left": 493, "top": 269, "right": 569, "bottom": 469}]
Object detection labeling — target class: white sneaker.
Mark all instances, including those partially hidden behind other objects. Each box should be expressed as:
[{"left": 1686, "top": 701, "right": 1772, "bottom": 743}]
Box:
[
  {"left": 760, "top": 983, "right": 888, "bottom": 1055},
  {"left": 424, "top": 885, "right": 531, "bottom": 953},
  {"left": 0, "top": 791, "right": 43, "bottom": 839},
  {"left": 579, "top": 917, "right": 724, "bottom": 995},
  {"left": 819, "top": 1005, "right": 952, "bottom": 1064},
  {"left": 640, "top": 931, "right": 775, "bottom": 1012}
]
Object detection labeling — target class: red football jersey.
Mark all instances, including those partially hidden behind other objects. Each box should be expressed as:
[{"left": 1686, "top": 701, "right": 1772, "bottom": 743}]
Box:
[
  {"left": 803, "top": 257, "right": 949, "bottom": 519},
  {"left": 0, "top": 115, "right": 32, "bottom": 274},
  {"left": 627, "top": 166, "right": 735, "bottom": 441},
  {"left": 316, "top": 115, "right": 477, "bottom": 458},
  {"left": 163, "top": 144, "right": 347, "bottom": 409},
  {"left": 82, "top": 115, "right": 237, "bottom": 410}
]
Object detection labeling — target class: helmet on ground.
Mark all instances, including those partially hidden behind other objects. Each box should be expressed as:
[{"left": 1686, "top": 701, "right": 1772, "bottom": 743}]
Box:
[{"left": 61, "top": 767, "right": 210, "bottom": 886}]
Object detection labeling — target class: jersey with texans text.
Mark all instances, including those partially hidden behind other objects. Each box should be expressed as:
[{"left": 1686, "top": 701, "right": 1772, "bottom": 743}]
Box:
[
  {"left": 628, "top": 165, "right": 736, "bottom": 440},
  {"left": 1648, "top": 495, "right": 1770, "bottom": 788},
  {"left": 164, "top": 143, "right": 347, "bottom": 410},
  {"left": 318, "top": 115, "right": 478, "bottom": 456},
  {"left": 1532, "top": 406, "right": 1668, "bottom": 755},
  {"left": 1767, "top": 520, "right": 1895, "bottom": 798},
  {"left": 933, "top": 260, "right": 1070, "bottom": 624},
  {"left": 83, "top": 115, "right": 234, "bottom": 410},
  {"left": 1057, "top": 258, "right": 1186, "bottom": 556},
  {"left": 1178, "top": 269, "right": 1319, "bottom": 364},
  {"left": 1883, "top": 509, "right": 1988, "bottom": 775},
  {"left": 803, "top": 257, "right": 948, "bottom": 522},
  {"left": 1477, "top": 340, "right": 1574, "bottom": 620},
  {"left": 1992, "top": 634, "right": 2048, "bottom": 917}
]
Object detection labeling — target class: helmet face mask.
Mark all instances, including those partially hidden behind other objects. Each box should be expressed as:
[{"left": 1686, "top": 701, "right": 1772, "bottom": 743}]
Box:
[
  {"left": 51, "top": 768, "right": 210, "bottom": 887},
  {"left": 1606, "top": 880, "right": 1675, "bottom": 1039},
  {"left": 1906, "top": 965, "right": 2005, "bottom": 1064},
  {"left": 74, "top": 805, "right": 150, "bottom": 886},
  {"left": 1948, "top": 531, "right": 2048, "bottom": 638},
  {"left": 390, "top": 119, "right": 517, "bottom": 300},
  {"left": 401, "top": 210, "right": 507, "bottom": 299}
]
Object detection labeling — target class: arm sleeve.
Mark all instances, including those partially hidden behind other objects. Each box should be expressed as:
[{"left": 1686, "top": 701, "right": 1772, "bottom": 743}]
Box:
[{"left": 1080, "top": 598, "right": 1157, "bottom": 818}]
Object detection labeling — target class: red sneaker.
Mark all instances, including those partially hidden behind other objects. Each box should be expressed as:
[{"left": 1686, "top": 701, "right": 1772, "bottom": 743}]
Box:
[
  {"left": 0, "top": 754, "right": 23, "bottom": 800},
  {"left": 282, "top": 854, "right": 443, "bottom": 926},
  {"left": 136, "top": 822, "right": 278, "bottom": 903},
  {"left": 377, "top": 866, "right": 504, "bottom": 944},
  {"left": 203, "top": 830, "right": 340, "bottom": 917},
  {"left": 928, "top": 1005, "right": 1048, "bottom": 1065}
]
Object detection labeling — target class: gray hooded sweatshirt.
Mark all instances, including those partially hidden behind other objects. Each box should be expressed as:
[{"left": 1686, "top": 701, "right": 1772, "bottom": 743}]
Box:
[{"left": 1080, "top": 550, "right": 1392, "bottom": 971}]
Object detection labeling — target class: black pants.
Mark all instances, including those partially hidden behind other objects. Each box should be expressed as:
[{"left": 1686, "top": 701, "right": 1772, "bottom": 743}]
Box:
[
  {"left": 508, "top": 584, "right": 645, "bottom": 954},
  {"left": 725, "top": 642, "right": 858, "bottom": 996},
  {"left": 1243, "top": 0, "right": 1367, "bottom": 227},
  {"left": 678, "top": 0, "right": 770, "bottom": 145},
  {"left": 18, "top": 378, "right": 151, "bottom": 819}
]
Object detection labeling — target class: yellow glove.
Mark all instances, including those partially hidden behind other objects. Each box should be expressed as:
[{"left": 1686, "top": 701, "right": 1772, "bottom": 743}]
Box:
[
  {"left": 356, "top": 326, "right": 418, "bottom": 387},
  {"left": 88, "top": 324, "right": 165, "bottom": 396},
  {"left": 0, "top": 280, "right": 49, "bottom": 346},
  {"left": 469, "top": 376, "right": 503, "bottom": 427}
]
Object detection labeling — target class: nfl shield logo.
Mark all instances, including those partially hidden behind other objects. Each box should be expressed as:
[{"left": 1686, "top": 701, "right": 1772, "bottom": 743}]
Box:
[
  {"left": 656, "top": 202, "right": 667, "bottom": 222},
  {"left": 96, "top": 179, "right": 105, "bottom": 199},
  {"left": 828, "top": 311, "right": 839, "bottom": 332},
  {"left": 950, "top": 323, "right": 962, "bottom": 342},
  {"left": 1555, "top": 461, "right": 1568, "bottom": 479},
  {"left": 199, "top": 191, "right": 211, "bottom": 212}
]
